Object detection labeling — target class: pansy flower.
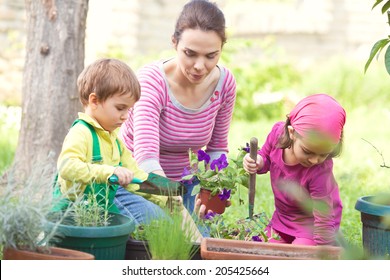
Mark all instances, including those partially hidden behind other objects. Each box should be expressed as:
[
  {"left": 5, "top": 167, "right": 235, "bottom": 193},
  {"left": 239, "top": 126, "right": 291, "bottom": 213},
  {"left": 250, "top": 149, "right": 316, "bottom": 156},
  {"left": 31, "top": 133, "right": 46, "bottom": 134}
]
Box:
[
  {"left": 242, "top": 143, "right": 250, "bottom": 153},
  {"left": 210, "top": 154, "right": 228, "bottom": 171},
  {"left": 197, "top": 150, "right": 210, "bottom": 164},
  {"left": 218, "top": 188, "right": 231, "bottom": 201},
  {"left": 180, "top": 166, "right": 194, "bottom": 184},
  {"left": 252, "top": 235, "right": 262, "bottom": 242},
  {"left": 204, "top": 212, "right": 216, "bottom": 220}
]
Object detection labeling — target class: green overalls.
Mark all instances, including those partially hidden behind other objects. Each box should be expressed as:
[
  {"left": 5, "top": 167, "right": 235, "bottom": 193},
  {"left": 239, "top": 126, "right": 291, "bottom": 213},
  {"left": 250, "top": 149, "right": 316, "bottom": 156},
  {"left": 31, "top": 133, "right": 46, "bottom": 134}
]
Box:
[{"left": 52, "top": 119, "right": 120, "bottom": 213}]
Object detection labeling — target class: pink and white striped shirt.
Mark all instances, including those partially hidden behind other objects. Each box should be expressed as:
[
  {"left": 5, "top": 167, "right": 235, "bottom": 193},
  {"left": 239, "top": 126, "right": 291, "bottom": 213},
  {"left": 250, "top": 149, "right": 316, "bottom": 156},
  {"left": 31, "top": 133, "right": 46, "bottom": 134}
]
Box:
[{"left": 120, "top": 61, "right": 236, "bottom": 180}]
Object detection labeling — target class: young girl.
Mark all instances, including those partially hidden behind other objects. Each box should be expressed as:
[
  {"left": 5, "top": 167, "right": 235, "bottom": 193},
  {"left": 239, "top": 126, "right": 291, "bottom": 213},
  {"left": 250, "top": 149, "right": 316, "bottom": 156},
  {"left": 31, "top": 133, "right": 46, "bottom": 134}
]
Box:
[{"left": 243, "top": 93, "right": 346, "bottom": 246}]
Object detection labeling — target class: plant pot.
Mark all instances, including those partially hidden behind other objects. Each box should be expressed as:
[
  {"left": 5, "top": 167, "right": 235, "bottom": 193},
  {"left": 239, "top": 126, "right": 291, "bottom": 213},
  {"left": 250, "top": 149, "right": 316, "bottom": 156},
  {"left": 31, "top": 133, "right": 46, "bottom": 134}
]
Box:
[
  {"left": 200, "top": 238, "right": 343, "bottom": 260},
  {"left": 199, "top": 189, "right": 227, "bottom": 214},
  {"left": 2, "top": 246, "right": 95, "bottom": 260},
  {"left": 125, "top": 238, "right": 202, "bottom": 260},
  {"left": 47, "top": 212, "right": 135, "bottom": 260},
  {"left": 355, "top": 195, "right": 390, "bottom": 257}
]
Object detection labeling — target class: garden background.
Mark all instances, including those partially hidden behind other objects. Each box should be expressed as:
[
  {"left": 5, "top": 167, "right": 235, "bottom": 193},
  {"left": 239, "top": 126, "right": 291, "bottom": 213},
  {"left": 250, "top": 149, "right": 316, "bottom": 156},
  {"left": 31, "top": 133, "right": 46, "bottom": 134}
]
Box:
[{"left": 1, "top": 0, "right": 390, "bottom": 248}]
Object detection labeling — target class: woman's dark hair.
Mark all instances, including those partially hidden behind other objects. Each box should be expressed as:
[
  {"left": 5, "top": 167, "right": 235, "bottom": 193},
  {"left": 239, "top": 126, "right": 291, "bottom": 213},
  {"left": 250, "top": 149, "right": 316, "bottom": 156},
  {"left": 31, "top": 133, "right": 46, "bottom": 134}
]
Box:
[
  {"left": 173, "top": 0, "right": 226, "bottom": 46},
  {"left": 278, "top": 116, "right": 343, "bottom": 158}
]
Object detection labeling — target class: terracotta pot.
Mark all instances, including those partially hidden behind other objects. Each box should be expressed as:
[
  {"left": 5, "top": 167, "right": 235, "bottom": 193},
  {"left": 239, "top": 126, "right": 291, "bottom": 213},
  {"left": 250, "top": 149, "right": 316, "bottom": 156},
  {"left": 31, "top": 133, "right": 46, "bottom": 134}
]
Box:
[
  {"left": 199, "top": 189, "right": 227, "bottom": 214},
  {"left": 201, "top": 238, "right": 343, "bottom": 260},
  {"left": 2, "top": 246, "right": 95, "bottom": 260}
]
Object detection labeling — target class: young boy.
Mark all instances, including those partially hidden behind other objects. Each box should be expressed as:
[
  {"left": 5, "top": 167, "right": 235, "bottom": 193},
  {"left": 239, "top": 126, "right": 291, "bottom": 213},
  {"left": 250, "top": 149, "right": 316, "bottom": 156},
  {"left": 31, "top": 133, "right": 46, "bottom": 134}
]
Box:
[{"left": 55, "top": 58, "right": 167, "bottom": 216}]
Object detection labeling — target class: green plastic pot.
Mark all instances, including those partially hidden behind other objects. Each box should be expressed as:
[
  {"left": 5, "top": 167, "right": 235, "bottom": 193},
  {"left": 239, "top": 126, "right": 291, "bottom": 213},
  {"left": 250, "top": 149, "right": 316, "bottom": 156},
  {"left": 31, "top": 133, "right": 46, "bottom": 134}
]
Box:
[
  {"left": 355, "top": 195, "right": 390, "bottom": 257},
  {"left": 47, "top": 212, "right": 135, "bottom": 260}
]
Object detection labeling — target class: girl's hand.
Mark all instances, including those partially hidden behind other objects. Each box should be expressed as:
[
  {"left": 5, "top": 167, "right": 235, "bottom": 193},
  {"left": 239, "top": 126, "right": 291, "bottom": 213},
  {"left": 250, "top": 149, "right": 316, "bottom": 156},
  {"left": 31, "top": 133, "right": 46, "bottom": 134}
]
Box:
[
  {"left": 243, "top": 153, "right": 263, "bottom": 174},
  {"left": 113, "top": 166, "right": 134, "bottom": 186}
]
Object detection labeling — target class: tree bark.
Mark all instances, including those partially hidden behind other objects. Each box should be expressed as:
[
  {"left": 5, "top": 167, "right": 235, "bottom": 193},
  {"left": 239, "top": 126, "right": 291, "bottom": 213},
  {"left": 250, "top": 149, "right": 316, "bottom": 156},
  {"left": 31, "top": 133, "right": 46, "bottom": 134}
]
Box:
[{"left": 11, "top": 0, "right": 88, "bottom": 181}]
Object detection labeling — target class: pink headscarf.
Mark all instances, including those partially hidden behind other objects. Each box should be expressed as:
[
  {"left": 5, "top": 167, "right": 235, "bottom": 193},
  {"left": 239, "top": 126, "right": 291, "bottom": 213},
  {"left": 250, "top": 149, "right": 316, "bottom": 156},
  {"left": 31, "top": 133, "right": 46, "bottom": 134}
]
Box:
[{"left": 289, "top": 94, "right": 346, "bottom": 143}]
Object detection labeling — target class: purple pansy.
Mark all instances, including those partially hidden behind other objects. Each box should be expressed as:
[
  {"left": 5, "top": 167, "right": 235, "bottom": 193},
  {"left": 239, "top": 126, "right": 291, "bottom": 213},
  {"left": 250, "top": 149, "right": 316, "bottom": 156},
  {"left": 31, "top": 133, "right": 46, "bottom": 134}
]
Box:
[
  {"left": 251, "top": 236, "right": 262, "bottom": 242},
  {"left": 242, "top": 143, "right": 250, "bottom": 153},
  {"left": 210, "top": 154, "right": 228, "bottom": 171},
  {"left": 218, "top": 188, "right": 231, "bottom": 201},
  {"left": 204, "top": 212, "right": 216, "bottom": 220},
  {"left": 180, "top": 166, "right": 194, "bottom": 184},
  {"left": 197, "top": 150, "right": 210, "bottom": 164}
]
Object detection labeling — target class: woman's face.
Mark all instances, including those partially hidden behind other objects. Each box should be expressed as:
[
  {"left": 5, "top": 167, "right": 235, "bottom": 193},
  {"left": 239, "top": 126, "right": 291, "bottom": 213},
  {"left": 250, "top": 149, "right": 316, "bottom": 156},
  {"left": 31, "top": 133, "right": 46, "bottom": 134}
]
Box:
[{"left": 174, "top": 28, "right": 222, "bottom": 84}]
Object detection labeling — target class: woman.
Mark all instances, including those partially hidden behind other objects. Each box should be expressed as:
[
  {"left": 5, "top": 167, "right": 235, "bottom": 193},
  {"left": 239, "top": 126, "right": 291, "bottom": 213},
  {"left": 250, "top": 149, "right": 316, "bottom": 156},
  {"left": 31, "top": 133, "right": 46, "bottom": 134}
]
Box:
[{"left": 117, "top": 0, "right": 237, "bottom": 216}]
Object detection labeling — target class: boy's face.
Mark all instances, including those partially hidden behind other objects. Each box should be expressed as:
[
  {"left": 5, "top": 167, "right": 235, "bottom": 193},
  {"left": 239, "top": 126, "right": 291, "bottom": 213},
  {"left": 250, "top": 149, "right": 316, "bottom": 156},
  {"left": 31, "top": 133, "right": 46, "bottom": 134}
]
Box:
[{"left": 91, "top": 92, "right": 136, "bottom": 132}]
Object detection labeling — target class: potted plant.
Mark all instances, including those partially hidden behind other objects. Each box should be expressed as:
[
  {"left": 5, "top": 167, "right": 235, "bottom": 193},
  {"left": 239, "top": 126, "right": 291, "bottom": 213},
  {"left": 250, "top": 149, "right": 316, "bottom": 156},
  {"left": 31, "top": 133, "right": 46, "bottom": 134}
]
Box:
[
  {"left": 355, "top": 1, "right": 390, "bottom": 259},
  {"left": 46, "top": 184, "right": 135, "bottom": 260},
  {"left": 0, "top": 167, "right": 94, "bottom": 260},
  {"left": 126, "top": 208, "right": 201, "bottom": 260},
  {"left": 354, "top": 194, "right": 390, "bottom": 258},
  {"left": 181, "top": 146, "right": 249, "bottom": 214},
  {"left": 200, "top": 238, "right": 343, "bottom": 260}
]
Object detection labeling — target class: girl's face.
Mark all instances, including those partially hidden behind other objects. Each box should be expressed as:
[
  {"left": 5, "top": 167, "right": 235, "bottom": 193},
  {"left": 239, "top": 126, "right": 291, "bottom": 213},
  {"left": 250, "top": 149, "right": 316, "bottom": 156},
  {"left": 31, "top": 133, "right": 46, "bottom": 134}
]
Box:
[
  {"left": 288, "top": 126, "right": 336, "bottom": 168},
  {"left": 89, "top": 92, "right": 136, "bottom": 133},
  {"left": 174, "top": 28, "right": 222, "bottom": 84}
]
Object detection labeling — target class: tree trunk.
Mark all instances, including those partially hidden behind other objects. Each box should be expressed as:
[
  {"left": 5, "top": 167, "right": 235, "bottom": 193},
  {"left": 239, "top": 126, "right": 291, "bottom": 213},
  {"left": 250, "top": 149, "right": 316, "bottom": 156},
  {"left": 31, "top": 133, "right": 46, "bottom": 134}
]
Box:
[{"left": 11, "top": 0, "right": 88, "bottom": 181}]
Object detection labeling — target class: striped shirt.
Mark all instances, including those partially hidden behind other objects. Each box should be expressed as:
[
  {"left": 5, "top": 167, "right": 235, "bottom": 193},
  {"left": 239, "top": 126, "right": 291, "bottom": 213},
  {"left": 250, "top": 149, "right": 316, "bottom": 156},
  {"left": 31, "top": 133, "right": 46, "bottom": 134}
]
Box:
[{"left": 120, "top": 61, "right": 237, "bottom": 180}]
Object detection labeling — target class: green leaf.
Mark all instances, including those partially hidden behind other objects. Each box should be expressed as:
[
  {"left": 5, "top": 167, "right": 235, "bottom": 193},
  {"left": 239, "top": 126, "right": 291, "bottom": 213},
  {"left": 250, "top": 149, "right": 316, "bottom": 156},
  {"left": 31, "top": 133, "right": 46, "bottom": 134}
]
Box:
[
  {"left": 385, "top": 45, "right": 390, "bottom": 75},
  {"left": 191, "top": 184, "right": 200, "bottom": 196},
  {"left": 202, "top": 169, "right": 217, "bottom": 178},
  {"left": 372, "top": 0, "right": 384, "bottom": 10},
  {"left": 182, "top": 174, "right": 194, "bottom": 180},
  {"left": 364, "top": 38, "right": 390, "bottom": 73},
  {"left": 382, "top": 0, "right": 390, "bottom": 13}
]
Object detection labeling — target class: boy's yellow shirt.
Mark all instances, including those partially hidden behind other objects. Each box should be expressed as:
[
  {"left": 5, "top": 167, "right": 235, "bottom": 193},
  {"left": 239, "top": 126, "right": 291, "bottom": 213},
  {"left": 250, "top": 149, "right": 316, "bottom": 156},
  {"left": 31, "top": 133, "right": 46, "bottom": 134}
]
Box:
[{"left": 57, "top": 112, "right": 167, "bottom": 207}]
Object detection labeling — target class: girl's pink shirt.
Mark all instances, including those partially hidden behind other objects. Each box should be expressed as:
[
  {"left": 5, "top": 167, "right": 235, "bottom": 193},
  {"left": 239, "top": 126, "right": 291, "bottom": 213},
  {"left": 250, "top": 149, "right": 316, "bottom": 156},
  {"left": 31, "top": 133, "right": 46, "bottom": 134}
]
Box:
[{"left": 258, "top": 122, "right": 342, "bottom": 245}]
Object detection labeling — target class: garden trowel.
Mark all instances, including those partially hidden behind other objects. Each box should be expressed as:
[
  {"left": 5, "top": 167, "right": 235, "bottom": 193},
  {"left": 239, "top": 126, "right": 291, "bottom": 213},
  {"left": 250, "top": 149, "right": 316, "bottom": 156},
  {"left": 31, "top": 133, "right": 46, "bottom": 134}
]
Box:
[{"left": 108, "top": 173, "right": 187, "bottom": 196}]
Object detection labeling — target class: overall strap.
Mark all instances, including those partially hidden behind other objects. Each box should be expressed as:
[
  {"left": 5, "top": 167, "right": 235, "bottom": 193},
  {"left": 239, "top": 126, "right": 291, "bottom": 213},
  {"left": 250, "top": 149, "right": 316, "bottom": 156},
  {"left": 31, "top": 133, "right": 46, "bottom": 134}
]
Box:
[{"left": 72, "top": 119, "right": 102, "bottom": 162}]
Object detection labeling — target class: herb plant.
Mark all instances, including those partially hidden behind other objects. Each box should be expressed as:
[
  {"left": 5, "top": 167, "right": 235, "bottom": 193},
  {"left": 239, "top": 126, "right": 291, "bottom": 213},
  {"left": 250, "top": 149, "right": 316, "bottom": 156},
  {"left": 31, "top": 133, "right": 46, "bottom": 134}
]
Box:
[
  {"left": 0, "top": 165, "right": 66, "bottom": 253},
  {"left": 134, "top": 209, "right": 199, "bottom": 260}
]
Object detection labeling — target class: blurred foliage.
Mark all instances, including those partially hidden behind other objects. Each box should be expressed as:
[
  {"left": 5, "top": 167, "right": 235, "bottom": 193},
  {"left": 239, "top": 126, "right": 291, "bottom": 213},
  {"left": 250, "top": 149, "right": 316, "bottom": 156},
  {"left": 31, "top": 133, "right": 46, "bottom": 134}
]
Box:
[
  {"left": 58, "top": 37, "right": 390, "bottom": 124},
  {"left": 0, "top": 106, "right": 20, "bottom": 175},
  {"left": 364, "top": 0, "right": 390, "bottom": 75}
]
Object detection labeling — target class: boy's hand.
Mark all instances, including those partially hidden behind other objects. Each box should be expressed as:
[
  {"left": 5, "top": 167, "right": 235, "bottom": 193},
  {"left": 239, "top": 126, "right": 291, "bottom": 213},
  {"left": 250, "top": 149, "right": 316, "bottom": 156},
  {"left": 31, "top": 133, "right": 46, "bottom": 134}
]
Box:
[
  {"left": 243, "top": 153, "right": 263, "bottom": 174},
  {"left": 113, "top": 166, "right": 134, "bottom": 186}
]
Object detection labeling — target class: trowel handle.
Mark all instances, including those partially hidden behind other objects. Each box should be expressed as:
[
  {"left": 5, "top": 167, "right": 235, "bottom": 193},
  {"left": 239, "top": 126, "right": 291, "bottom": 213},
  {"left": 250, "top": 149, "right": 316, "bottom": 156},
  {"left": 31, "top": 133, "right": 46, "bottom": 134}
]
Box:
[
  {"left": 249, "top": 137, "right": 258, "bottom": 219},
  {"left": 108, "top": 175, "right": 143, "bottom": 185}
]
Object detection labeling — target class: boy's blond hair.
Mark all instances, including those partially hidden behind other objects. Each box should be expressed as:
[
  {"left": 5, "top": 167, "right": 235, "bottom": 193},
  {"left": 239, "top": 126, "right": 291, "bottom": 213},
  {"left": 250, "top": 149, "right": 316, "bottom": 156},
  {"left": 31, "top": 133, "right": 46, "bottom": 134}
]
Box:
[{"left": 77, "top": 58, "right": 140, "bottom": 106}]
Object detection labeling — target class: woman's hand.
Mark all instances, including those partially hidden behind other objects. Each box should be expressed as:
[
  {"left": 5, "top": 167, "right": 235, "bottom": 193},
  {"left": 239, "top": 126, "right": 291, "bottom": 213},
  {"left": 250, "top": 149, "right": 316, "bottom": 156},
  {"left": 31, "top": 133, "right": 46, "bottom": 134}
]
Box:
[
  {"left": 194, "top": 194, "right": 231, "bottom": 219},
  {"left": 243, "top": 153, "right": 263, "bottom": 174}
]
